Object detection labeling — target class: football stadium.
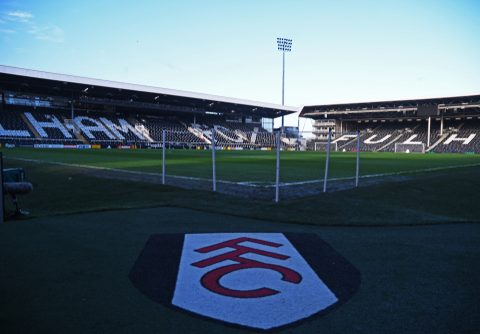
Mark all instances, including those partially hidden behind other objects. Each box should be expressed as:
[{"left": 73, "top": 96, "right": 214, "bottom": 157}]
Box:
[{"left": 1, "top": 1, "right": 479, "bottom": 334}]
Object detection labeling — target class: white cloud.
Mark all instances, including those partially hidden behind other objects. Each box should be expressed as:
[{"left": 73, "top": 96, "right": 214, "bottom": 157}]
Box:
[
  {"left": 7, "top": 10, "right": 33, "bottom": 22},
  {"left": 28, "top": 24, "right": 64, "bottom": 43},
  {"left": 2, "top": 9, "right": 64, "bottom": 43},
  {"left": 0, "top": 28, "right": 16, "bottom": 34}
]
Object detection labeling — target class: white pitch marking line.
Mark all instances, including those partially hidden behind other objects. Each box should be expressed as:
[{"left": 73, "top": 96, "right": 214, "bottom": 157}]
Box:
[
  {"left": 269, "top": 162, "right": 480, "bottom": 187},
  {"left": 6, "top": 157, "right": 480, "bottom": 188},
  {"left": 6, "top": 157, "right": 241, "bottom": 185}
]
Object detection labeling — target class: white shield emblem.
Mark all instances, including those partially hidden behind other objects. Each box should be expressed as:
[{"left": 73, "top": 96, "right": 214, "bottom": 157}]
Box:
[
  {"left": 130, "top": 232, "right": 360, "bottom": 331},
  {"left": 173, "top": 233, "right": 337, "bottom": 330}
]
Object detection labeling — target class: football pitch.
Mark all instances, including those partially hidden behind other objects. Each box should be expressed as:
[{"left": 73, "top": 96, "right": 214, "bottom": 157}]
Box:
[
  {"left": 4, "top": 147, "right": 480, "bottom": 184},
  {"left": 2, "top": 148, "right": 480, "bottom": 224},
  {"left": 1, "top": 148, "right": 479, "bottom": 334}
]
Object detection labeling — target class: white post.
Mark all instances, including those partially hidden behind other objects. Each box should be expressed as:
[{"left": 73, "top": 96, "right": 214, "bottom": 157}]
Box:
[
  {"left": 355, "top": 130, "right": 360, "bottom": 187},
  {"left": 275, "top": 131, "right": 281, "bottom": 203},
  {"left": 162, "top": 129, "right": 166, "bottom": 185},
  {"left": 440, "top": 115, "right": 444, "bottom": 136},
  {"left": 282, "top": 51, "right": 285, "bottom": 106},
  {"left": 212, "top": 127, "right": 217, "bottom": 192},
  {"left": 297, "top": 115, "right": 301, "bottom": 151},
  {"left": 323, "top": 128, "right": 332, "bottom": 193},
  {"left": 0, "top": 152, "right": 4, "bottom": 223},
  {"left": 427, "top": 116, "right": 431, "bottom": 147},
  {"left": 281, "top": 50, "right": 285, "bottom": 134}
]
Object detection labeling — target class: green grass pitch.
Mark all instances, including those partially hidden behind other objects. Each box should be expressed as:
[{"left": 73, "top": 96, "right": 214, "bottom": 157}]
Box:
[
  {"left": 4, "top": 147, "right": 480, "bottom": 183},
  {"left": 2, "top": 147, "right": 480, "bottom": 224},
  {"left": 1, "top": 148, "right": 479, "bottom": 334}
]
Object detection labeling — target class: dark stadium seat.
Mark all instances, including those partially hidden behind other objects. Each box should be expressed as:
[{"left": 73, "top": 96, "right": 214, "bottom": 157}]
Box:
[{"left": 317, "top": 119, "right": 480, "bottom": 153}]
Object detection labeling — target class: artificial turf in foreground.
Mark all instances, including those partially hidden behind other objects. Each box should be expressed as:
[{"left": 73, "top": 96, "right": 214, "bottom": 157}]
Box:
[{"left": 0, "top": 207, "right": 479, "bottom": 334}]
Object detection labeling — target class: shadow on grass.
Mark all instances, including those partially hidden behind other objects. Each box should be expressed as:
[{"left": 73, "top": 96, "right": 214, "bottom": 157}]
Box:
[{"left": 3, "top": 158, "right": 480, "bottom": 226}]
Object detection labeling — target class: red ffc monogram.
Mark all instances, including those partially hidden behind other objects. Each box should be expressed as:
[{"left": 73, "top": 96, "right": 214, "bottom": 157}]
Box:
[{"left": 191, "top": 237, "right": 302, "bottom": 298}]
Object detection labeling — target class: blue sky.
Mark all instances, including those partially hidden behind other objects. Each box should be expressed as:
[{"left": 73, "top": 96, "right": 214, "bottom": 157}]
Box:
[{"left": 0, "top": 0, "right": 479, "bottom": 127}]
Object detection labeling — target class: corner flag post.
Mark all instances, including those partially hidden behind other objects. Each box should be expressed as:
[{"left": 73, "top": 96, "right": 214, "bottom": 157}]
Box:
[
  {"left": 162, "top": 129, "right": 166, "bottom": 185},
  {"left": 323, "top": 128, "right": 332, "bottom": 193},
  {"left": 275, "top": 131, "right": 281, "bottom": 203},
  {"left": 212, "top": 127, "right": 217, "bottom": 192},
  {"left": 355, "top": 130, "right": 360, "bottom": 187}
]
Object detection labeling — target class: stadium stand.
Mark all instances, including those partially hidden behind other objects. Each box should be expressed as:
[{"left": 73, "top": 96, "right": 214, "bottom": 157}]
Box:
[
  {"left": 139, "top": 116, "right": 204, "bottom": 147},
  {"left": 0, "top": 65, "right": 296, "bottom": 150},
  {"left": 0, "top": 107, "right": 282, "bottom": 149},
  {"left": 303, "top": 95, "right": 480, "bottom": 154},
  {"left": 0, "top": 109, "right": 32, "bottom": 139},
  {"left": 2, "top": 66, "right": 478, "bottom": 153},
  {"left": 4, "top": 106, "right": 478, "bottom": 153},
  {"left": 433, "top": 119, "right": 480, "bottom": 153},
  {"left": 322, "top": 119, "right": 479, "bottom": 153}
]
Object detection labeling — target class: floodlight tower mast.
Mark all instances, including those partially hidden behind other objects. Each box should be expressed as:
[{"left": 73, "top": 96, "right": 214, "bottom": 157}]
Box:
[
  {"left": 274, "top": 37, "right": 292, "bottom": 203},
  {"left": 277, "top": 37, "right": 292, "bottom": 133}
]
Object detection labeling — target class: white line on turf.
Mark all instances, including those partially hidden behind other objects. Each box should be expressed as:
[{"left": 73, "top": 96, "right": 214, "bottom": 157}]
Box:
[
  {"left": 6, "top": 157, "right": 244, "bottom": 185},
  {"left": 7, "top": 157, "right": 480, "bottom": 188},
  {"left": 271, "top": 162, "right": 480, "bottom": 187}
]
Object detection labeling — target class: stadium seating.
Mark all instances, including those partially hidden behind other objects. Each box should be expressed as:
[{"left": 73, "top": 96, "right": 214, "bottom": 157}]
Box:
[
  {"left": 139, "top": 117, "right": 204, "bottom": 147},
  {"left": 3, "top": 107, "right": 478, "bottom": 153},
  {"left": 432, "top": 119, "right": 480, "bottom": 153},
  {"left": 326, "top": 119, "right": 480, "bottom": 153},
  {"left": 24, "top": 111, "right": 74, "bottom": 140},
  {"left": 0, "top": 110, "right": 32, "bottom": 138}
]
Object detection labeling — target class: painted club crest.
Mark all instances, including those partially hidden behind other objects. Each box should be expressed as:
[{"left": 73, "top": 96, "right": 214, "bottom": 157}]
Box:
[{"left": 130, "top": 233, "right": 361, "bottom": 331}]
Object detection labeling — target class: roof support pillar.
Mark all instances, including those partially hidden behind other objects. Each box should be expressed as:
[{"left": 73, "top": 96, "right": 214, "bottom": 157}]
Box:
[
  {"left": 440, "top": 114, "right": 444, "bottom": 136},
  {"left": 427, "top": 116, "right": 431, "bottom": 148}
]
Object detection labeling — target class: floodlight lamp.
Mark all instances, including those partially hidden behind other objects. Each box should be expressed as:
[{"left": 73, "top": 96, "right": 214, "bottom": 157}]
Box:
[{"left": 276, "top": 37, "right": 293, "bottom": 52}]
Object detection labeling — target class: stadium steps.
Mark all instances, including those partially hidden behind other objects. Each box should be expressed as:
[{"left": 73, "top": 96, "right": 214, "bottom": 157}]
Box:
[
  {"left": 376, "top": 132, "right": 405, "bottom": 152},
  {"left": 337, "top": 132, "right": 367, "bottom": 150},
  {"left": 250, "top": 127, "right": 258, "bottom": 144},
  {"left": 426, "top": 123, "right": 463, "bottom": 152},
  {"left": 216, "top": 128, "right": 243, "bottom": 143},
  {"left": 337, "top": 125, "right": 383, "bottom": 149},
  {"left": 235, "top": 130, "right": 248, "bottom": 142},
  {"left": 426, "top": 133, "right": 450, "bottom": 152},
  {"left": 188, "top": 126, "right": 211, "bottom": 144},
  {"left": 61, "top": 116, "right": 89, "bottom": 143},
  {"left": 130, "top": 117, "right": 154, "bottom": 142},
  {"left": 20, "top": 113, "right": 41, "bottom": 139},
  {"left": 182, "top": 120, "right": 210, "bottom": 144},
  {"left": 73, "top": 130, "right": 89, "bottom": 144}
]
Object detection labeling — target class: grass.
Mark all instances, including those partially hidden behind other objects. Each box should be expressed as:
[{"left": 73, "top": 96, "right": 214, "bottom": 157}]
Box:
[
  {"left": 1, "top": 148, "right": 479, "bottom": 333},
  {"left": 2, "top": 148, "right": 480, "bottom": 225},
  {"left": 3, "top": 147, "right": 480, "bottom": 183},
  {"left": 1, "top": 206, "right": 479, "bottom": 334}
]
